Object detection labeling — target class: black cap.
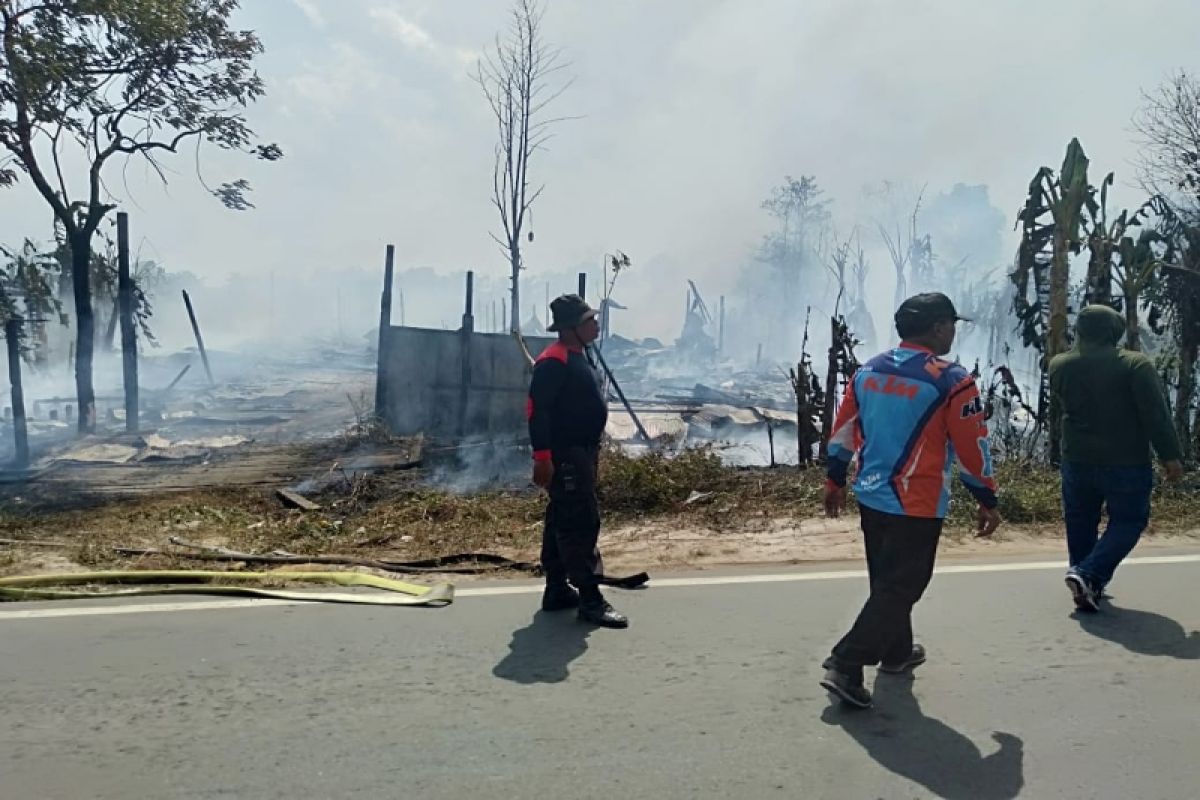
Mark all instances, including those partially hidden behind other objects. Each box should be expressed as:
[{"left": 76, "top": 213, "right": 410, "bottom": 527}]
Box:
[
  {"left": 894, "top": 292, "right": 971, "bottom": 333},
  {"left": 547, "top": 294, "right": 599, "bottom": 332}
]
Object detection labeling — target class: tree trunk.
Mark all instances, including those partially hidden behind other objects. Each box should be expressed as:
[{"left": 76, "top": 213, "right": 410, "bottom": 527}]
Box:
[
  {"left": 509, "top": 242, "right": 521, "bottom": 334},
  {"left": 1177, "top": 339, "right": 1197, "bottom": 462},
  {"left": 1046, "top": 229, "right": 1071, "bottom": 360},
  {"left": 69, "top": 233, "right": 97, "bottom": 434},
  {"left": 1084, "top": 235, "right": 1114, "bottom": 306},
  {"left": 1124, "top": 291, "right": 1141, "bottom": 351},
  {"left": 819, "top": 317, "right": 840, "bottom": 461}
]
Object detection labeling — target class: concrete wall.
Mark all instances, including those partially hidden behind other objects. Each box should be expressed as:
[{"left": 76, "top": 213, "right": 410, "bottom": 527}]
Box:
[{"left": 377, "top": 324, "right": 553, "bottom": 439}]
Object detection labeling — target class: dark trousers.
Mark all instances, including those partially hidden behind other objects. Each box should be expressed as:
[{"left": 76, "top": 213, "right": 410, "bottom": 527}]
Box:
[
  {"left": 1062, "top": 462, "right": 1153, "bottom": 590},
  {"left": 541, "top": 445, "right": 604, "bottom": 603},
  {"left": 830, "top": 505, "right": 943, "bottom": 678}
]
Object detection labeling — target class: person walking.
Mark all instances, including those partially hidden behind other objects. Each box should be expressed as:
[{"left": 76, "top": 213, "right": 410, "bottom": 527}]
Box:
[
  {"left": 527, "top": 294, "right": 627, "bottom": 628},
  {"left": 821, "top": 292, "right": 1002, "bottom": 708},
  {"left": 1049, "top": 305, "right": 1184, "bottom": 612}
]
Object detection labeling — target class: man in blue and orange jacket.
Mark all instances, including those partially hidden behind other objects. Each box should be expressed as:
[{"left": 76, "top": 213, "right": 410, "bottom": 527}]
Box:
[
  {"left": 819, "top": 292, "right": 1002, "bottom": 709},
  {"left": 527, "top": 294, "right": 627, "bottom": 629}
]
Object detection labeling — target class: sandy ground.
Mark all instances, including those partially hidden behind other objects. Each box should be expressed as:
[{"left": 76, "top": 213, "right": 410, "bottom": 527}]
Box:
[
  {"left": 595, "top": 517, "right": 1200, "bottom": 573},
  {"left": 4, "top": 513, "right": 1197, "bottom": 585}
]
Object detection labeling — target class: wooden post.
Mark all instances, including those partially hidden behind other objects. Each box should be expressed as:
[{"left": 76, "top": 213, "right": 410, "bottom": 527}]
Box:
[
  {"left": 766, "top": 418, "right": 776, "bottom": 468},
  {"left": 820, "top": 317, "right": 840, "bottom": 460},
  {"left": 577, "top": 272, "right": 586, "bottom": 300},
  {"left": 181, "top": 290, "right": 214, "bottom": 386},
  {"left": 117, "top": 212, "right": 139, "bottom": 432},
  {"left": 5, "top": 319, "right": 29, "bottom": 468},
  {"left": 464, "top": 270, "right": 475, "bottom": 325},
  {"left": 459, "top": 271, "right": 475, "bottom": 437},
  {"left": 163, "top": 363, "right": 192, "bottom": 393},
  {"left": 374, "top": 244, "right": 395, "bottom": 418},
  {"left": 718, "top": 295, "right": 726, "bottom": 356}
]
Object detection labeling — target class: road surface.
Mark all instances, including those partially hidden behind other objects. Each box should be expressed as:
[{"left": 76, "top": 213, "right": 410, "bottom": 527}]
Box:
[{"left": 2, "top": 551, "right": 1198, "bottom": 799}]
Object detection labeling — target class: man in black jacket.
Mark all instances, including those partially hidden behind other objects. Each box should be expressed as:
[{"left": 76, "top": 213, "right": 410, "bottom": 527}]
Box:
[{"left": 527, "top": 294, "right": 627, "bottom": 628}]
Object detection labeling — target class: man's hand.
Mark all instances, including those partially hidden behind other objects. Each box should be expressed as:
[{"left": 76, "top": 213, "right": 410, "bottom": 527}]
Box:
[
  {"left": 1163, "top": 460, "right": 1184, "bottom": 484},
  {"left": 824, "top": 481, "right": 847, "bottom": 518},
  {"left": 976, "top": 504, "right": 1001, "bottom": 538},
  {"left": 532, "top": 460, "right": 554, "bottom": 490}
]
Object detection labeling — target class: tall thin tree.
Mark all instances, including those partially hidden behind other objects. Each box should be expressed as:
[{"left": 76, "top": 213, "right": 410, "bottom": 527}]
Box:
[{"left": 475, "top": 0, "right": 571, "bottom": 333}]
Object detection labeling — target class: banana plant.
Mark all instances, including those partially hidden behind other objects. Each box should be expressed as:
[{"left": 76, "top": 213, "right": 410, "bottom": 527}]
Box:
[
  {"left": 1114, "top": 229, "right": 1163, "bottom": 351},
  {"left": 1082, "top": 173, "right": 1128, "bottom": 307},
  {"left": 1011, "top": 138, "right": 1095, "bottom": 464}
]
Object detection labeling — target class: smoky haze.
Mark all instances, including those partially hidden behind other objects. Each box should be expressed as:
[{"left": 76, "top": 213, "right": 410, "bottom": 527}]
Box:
[{"left": 2, "top": 0, "right": 1197, "bottom": 371}]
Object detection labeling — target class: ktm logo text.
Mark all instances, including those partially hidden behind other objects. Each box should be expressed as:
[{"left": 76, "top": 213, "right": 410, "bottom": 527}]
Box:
[{"left": 861, "top": 374, "right": 919, "bottom": 400}]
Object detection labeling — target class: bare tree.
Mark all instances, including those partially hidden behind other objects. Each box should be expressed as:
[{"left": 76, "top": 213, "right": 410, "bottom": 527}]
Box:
[
  {"left": 475, "top": 0, "right": 571, "bottom": 333},
  {"left": 877, "top": 187, "right": 926, "bottom": 311},
  {"left": 1133, "top": 70, "right": 1200, "bottom": 213}
]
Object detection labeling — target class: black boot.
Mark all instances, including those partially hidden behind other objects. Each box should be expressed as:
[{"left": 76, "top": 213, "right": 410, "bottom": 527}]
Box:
[
  {"left": 820, "top": 667, "right": 872, "bottom": 709},
  {"left": 541, "top": 583, "right": 580, "bottom": 612},
  {"left": 578, "top": 598, "right": 628, "bottom": 629},
  {"left": 879, "top": 644, "right": 927, "bottom": 674}
]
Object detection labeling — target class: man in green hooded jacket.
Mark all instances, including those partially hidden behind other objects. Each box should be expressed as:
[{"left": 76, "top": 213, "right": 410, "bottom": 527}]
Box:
[{"left": 1048, "top": 305, "right": 1184, "bottom": 612}]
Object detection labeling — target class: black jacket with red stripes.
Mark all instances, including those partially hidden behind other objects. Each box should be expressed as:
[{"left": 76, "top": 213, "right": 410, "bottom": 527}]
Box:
[{"left": 527, "top": 341, "right": 608, "bottom": 461}]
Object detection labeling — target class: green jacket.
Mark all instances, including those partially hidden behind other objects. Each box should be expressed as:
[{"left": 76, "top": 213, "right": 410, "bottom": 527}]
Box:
[{"left": 1048, "top": 305, "right": 1182, "bottom": 466}]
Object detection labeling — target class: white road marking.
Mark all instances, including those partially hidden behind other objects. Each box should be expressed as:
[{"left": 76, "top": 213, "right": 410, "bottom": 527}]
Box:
[{"left": 1, "top": 553, "right": 1197, "bottom": 622}]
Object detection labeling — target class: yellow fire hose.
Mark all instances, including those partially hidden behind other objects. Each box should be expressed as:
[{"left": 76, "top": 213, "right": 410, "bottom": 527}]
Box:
[{"left": 0, "top": 570, "right": 454, "bottom": 606}]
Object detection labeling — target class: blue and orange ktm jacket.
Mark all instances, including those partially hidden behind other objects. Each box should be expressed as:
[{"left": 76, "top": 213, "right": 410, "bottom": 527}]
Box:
[{"left": 826, "top": 343, "right": 999, "bottom": 519}]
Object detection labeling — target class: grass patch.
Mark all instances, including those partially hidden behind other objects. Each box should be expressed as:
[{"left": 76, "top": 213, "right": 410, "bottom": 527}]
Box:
[{"left": 1, "top": 449, "right": 1195, "bottom": 575}]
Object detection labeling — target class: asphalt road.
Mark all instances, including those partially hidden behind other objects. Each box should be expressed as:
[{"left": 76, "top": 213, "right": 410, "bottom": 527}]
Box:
[{"left": 2, "top": 552, "right": 1198, "bottom": 799}]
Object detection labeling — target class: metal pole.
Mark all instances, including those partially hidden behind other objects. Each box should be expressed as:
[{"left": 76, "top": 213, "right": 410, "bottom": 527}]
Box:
[
  {"left": 117, "top": 212, "right": 139, "bottom": 432},
  {"left": 5, "top": 319, "right": 29, "bottom": 468},
  {"left": 578, "top": 272, "right": 586, "bottom": 300},
  {"left": 181, "top": 290, "right": 214, "bottom": 386},
  {"left": 589, "top": 345, "right": 650, "bottom": 443},
  {"left": 163, "top": 363, "right": 192, "bottom": 393}
]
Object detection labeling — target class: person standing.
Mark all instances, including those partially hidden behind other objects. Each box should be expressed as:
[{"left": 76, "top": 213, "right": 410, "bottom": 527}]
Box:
[
  {"left": 821, "top": 292, "right": 1002, "bottom": 709},
  {"left": 1049, "top": 305, "right": 1184, "bottom": 612},
  {"left": 527, "top": 294, "right": 628, "bottom": 628}
]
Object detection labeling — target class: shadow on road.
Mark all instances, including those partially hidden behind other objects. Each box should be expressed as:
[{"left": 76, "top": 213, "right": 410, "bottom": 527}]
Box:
[
  {"left": 492, "top": 610, "right": 593, "bottom": 684},
  {"left": 820, "top": 677, "right": 1024, "bottom": 800},
  {"left": 1074, "top": 605, "right": 1200, "bottom": 659}
]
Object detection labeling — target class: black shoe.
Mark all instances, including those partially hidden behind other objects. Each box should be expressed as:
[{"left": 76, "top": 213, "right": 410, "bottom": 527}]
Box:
[
  {"left": 820, "top": 668, "right": 872, "bottom": 709},
  {"left": 879, "top": 644, "right": 927, "bottom": 674},
  {"left": 541, "top": 584, "right": 580, "bottom": 612},
  {"left": 1066, "top": 573, "right": 1099, "bottom": 613},
  {"left": 578, "top": 601, "right": 629, "bottom": 629}
]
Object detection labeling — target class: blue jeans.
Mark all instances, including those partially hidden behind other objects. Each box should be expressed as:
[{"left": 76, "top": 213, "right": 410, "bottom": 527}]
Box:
[{"left": 1061, "top": 462, "right": 1154, "bottom": 590}]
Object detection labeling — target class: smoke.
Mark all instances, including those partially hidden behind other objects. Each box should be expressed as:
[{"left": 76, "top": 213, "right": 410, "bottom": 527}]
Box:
[{"left": 423, "top": 435, "right": 533, "bottom": 495}]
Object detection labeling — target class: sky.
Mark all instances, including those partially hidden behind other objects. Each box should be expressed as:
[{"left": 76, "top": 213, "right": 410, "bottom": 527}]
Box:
[{"left": 2, "top": 0, "right": 1199, "bottom": 347}]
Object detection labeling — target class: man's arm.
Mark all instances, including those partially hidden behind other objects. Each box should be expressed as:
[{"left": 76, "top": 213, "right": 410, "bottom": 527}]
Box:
[
  {"left": 946, "top": 376, "right": 1001, "bottom": 535},
  {"left": 824, "top": 376, "right": 862, "bottom": 516},
  {"left": 1130, "top": 357, "right": 1184, "bottom": 466},
  {"left": 528, "top": 358, "right": 567, "bottom": 486},
  {"left": 825, "top": 376, "right": 862, "bottom": 488}
]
